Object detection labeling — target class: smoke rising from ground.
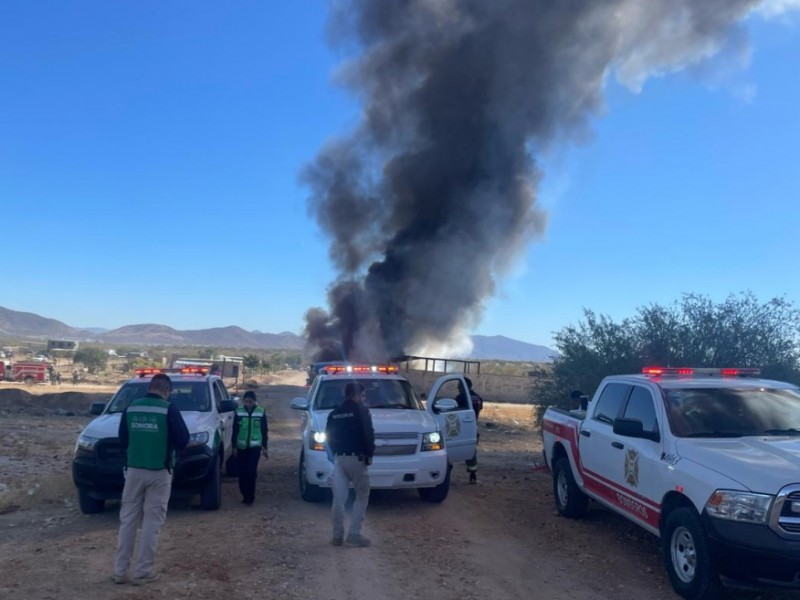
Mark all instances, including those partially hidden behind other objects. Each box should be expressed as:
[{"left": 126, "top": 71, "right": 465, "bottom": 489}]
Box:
[{"left": 302, "top": 0, "right": 760, "bottom": 362}]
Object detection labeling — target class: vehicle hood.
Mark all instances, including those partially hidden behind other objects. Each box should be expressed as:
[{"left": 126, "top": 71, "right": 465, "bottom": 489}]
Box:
[
  {"left": 311, "top": 409, "right": 437, "bottom": 434},
  {"left": 179, "top": 411, "right": 215, "bottom": 434},
  {"left": 676, "top": 436, "right": 800, "bottom": 493},
  {"left": 81, "top": 413, "right": 122, "bottom": 438},
  {"left": 81, "top": 410, "right": 210, "bottom": 439}
]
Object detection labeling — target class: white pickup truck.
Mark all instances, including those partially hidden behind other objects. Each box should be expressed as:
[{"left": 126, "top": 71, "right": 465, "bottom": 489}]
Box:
[
  {"left": 541, "top": 367, "right": 800, "bottom": 600},
  {"left": 291, "top": 364, "right": 478, "bottom": 503},
  {"left": 72, "top": 367, "right": 239, "bottom": 514}
]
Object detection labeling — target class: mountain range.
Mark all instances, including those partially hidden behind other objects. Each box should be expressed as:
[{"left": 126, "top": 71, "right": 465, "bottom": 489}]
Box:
[{"left": 0, "top": 306, "right": 556, "bottom": 362}]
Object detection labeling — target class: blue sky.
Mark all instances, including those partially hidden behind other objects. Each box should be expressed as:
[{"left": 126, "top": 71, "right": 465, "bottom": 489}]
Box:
[{"left": 1, "top": 2, "right": 799, "bottom": 349}]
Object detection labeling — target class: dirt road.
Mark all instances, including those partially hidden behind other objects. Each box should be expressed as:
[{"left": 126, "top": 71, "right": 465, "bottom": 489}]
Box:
[{"left": 0, "top": 374, "right": 796, "bottom": 599}]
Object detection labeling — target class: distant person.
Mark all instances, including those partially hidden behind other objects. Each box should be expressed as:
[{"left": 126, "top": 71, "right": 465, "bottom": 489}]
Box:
[
  {"left": 231, "top": 390, "right": 269, "bottom": 505},
  {"left": 325, "top": 382, "right": 375, "bottom": 547},
  {"left": 55, "top": 371, "right": 61, "bottom": 386},
  {"left": 113, "top": 373, "right": 189, "bottom": 586},
  {"left": 72, "top": 370, "right": 79, "bottom": 386},
  {"left": 456, "top": 377, "right": 483, "bottom": 484}
]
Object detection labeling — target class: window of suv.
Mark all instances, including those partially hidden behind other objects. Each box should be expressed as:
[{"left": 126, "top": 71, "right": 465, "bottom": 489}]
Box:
[{"left": 314, "top": 378, "right": 422, "bottom": 410}]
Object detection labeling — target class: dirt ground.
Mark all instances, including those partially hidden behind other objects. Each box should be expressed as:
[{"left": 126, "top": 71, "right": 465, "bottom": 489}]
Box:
[{"left": 1, "top": 372, "right": 798, "bottom": 600}]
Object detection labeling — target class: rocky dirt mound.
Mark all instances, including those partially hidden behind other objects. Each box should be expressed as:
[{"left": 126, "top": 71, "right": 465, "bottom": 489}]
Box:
[{"left": 0, "top": 390, "right": 110, "bottom": 415}]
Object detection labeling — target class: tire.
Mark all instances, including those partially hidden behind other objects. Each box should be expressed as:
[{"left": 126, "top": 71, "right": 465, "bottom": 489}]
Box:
[
  {"left": 78, "top": 489, "right": 105, "bottom": 514},
  {"left": 662, "top": 507, "right": 723, "bottom": 600},
  {"left": 418, "top": 464, "right": 451, "bottom": 503},
  {"left": 553, "top": 457, "right": 589, "bottom": 518},
  {"left": 199, "top": 455, "right": 222, "bottom": 510},
  {"left": 299, "top": 450, "right": 327, "bottom": 502},
  {"left": 23, "top": 376, "right": 34, "bottom": 386}
]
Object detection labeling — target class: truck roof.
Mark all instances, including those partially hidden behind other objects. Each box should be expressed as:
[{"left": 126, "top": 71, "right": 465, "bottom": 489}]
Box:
[{"left": 610, "top": 372, "right": 798, "bottom": 391}]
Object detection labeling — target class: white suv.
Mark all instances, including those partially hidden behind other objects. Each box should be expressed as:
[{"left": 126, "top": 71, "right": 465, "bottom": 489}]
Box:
[{"left": 291, "top": 364, "right": 478, "bottom": 503}]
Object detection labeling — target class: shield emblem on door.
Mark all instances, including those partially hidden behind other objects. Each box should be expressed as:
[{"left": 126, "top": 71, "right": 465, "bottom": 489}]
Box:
[{"left": 444, "top": 414, "right": 461, "bottom": 438}]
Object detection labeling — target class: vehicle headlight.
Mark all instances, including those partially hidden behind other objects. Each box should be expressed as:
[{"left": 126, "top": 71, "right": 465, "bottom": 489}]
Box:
[
  {"left": 705, "top": 490, "right": 773, "bottom": 523},
  {"left": 75, "top": 434, "right": 101, "bottom": 454},
  {"left": 186, "top": 431, "right": 210, "bottom": 448},
  {"left": 310, "top": 431, "right": 327, "bottom": 451},
  {"left": 421, "top": 431, "right": 443, "bottom": 452}
]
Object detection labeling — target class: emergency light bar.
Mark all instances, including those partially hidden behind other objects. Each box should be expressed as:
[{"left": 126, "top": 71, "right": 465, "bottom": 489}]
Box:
[
  {"left": 322, "top": 364, "right": 399, "bottom": 375},
  {"left": 135, "top": 367, "right": 210, "bottom": 377},
  {"left": 642, "top": 366, "right": 760, "bottom": 377}
]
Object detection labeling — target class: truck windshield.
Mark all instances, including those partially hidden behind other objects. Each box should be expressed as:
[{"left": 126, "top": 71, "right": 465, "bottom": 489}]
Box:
[
  {"left": 314, "top": 379, "right": 422, "bottom": 410},
  {"left": 664, "top": 387, "right": 800, "bottom": 437},
  {"left": 106, "top": 381, "right": 211, "bottom": 413}
]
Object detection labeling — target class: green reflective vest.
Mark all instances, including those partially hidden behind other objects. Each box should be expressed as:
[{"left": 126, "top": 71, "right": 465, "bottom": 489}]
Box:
[
  {"left": 126, "top": 396, "right": 171, "bottom": 470},
  {"left": 236, "top": 406, "right": 264, "bottom": 449}
]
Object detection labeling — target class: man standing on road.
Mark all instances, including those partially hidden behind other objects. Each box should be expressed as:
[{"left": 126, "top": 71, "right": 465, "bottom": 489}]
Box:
[
  {"left": 113, "top": 373, "right": 189, "bottom": 586},
  {"left": 456, "top": 377, "right": 483, "bottom": 484},
  {"left": 231, "top": 390, "right": 269, "bottom": 505},
  {"left": 325, "top": 382, "right": 375, "bottom": 548}
]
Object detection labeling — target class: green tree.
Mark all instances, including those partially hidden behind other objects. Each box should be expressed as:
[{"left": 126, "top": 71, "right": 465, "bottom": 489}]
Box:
[
  {"left": 73, "top": 347, "right": 109, "bottom": 374},
  {"left": 531, "top": 293, "right": 800, "bottom": 417}
]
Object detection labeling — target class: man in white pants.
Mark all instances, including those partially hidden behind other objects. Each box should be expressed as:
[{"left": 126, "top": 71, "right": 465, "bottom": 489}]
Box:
[
  {"left": 325, "top": 382, "right": 375, "bottom": 547},
  {"left": 112, "top": 373, "right": 189, "bottom": 585}
]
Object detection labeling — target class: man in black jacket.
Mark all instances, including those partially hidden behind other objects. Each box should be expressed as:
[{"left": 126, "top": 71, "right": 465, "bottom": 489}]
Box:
[{"left": 325, "top": 381, "right": 375, "bottom": 547}]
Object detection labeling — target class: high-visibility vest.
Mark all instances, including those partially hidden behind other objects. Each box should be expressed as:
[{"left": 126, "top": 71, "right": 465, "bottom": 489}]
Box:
[
  {"left": 126, "top": 397, "right": 171, "bottom": 470},
  {"left": 236, "top": 406, "right": 265, "bottom": 449}
]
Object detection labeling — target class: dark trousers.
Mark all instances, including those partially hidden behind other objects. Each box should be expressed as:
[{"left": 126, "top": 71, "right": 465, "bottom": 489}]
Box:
[{"left": 237, "top": 447, "right": 261, "bottom": 503}]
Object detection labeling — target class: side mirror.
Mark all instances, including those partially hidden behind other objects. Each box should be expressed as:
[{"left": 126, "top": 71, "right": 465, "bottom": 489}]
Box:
[
  {"left": 432, "top": 398, "right": 458, "bottom": 414},
  {"left": 613, "top": 417, "right": 660, "bottom": 443},
  {"left": 89, "top": 402, "right": 106, "bottom": 415},
  {"left": 290, "top": 397, "right": 309, "bottom": 411},
  {"left": 219, "top": 399, "right": 238, "bottom": 413}
]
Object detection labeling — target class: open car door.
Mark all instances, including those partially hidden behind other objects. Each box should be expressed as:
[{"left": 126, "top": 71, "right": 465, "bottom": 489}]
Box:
[{"left": 425, "top": 374, "right": 478, "bottom": 463}]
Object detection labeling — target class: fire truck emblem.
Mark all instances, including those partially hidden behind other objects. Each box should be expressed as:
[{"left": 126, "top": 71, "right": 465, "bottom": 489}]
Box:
[
  {"left": 444, "top": 414, "right": 461, "bottom": 438},
  {"left": 624, "top": 449, "right": 640, "bottom": 487}
]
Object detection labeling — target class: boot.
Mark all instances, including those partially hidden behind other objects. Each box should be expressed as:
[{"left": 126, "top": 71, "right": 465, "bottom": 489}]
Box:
[{"left": 469, "top": 472, "right": 477, "bottom": 484}]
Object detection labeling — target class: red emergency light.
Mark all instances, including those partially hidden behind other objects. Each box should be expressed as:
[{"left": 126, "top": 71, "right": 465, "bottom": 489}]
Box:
[
  {"left": 720, "top": 368, "right": 761, "bottom": 377},
  {"left": 642, "top": 367, "right": 694, "bottom": 376},
  {"left": 135, "top": 368, "right": 164, "bottom": 376},
  {"left": 642, "top": 366, "right": 761, "bottom": 378},
  {"left": 323, "top": 364, "right": 399, "bottom": 375},
  {"left": 179, "top": 367, "right": 209, "bottom": 375},
  {"left": 135, "top": 367, "right": 210, "bottom": 377}
]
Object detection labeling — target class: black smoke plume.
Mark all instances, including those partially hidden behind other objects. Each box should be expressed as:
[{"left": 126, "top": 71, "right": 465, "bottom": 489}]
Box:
[{"left": 302, "top": 0, "right": 759, "bottom": 362}]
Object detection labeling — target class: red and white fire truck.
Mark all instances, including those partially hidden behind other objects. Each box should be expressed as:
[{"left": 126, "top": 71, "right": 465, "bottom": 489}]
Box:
[{"left": 6, "top": 361, "right": 51, "bottom": 384}]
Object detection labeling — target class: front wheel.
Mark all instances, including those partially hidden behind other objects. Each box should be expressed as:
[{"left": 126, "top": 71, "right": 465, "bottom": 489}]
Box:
[
  {"left": 418, "top": 464, "right": 451, "bottom": 503},
  {"left": 199, "top": 455, "right": 222, "bottom": 510},
  {"left": 78, "top": 489, "right": 105, "bottom": 514},
  {"left": 553, "top": 457, "right": 588, "bottom": 518},
  {"left": 299, "top": 450, "right": 327, "bottom": 502},
  {"left": 662, "top": 507, "right": 722, "bottom": 600}
]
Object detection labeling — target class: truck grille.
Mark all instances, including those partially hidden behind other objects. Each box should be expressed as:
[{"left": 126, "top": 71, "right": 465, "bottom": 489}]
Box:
[
  {"left": 96, "top": 439, "right": 124, "bottom": 461},
  {"left": 770, "top": 485, "right": 800, "bottom": 537},
  {"left": 374, "top": 432, "right": 418, "bottom": 456}
]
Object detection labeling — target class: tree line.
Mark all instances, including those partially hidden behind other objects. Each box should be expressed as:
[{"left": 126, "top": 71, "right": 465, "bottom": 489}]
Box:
[{"left": 530, "top": 292, "right": 800, "bottom": 413}]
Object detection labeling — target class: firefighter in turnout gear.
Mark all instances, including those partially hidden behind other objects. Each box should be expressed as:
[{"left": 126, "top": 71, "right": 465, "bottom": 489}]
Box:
[
  {"left": 457, "top": 377, "right": 483, "bottom": 484},
  {"left": 231, "top": 390, "right": 269, "bottom": 505},
  {"left": 113, "top": 373, "right": 189, "bottom": 586}
]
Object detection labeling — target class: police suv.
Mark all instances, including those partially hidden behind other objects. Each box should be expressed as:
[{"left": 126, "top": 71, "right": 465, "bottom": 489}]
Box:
[
  {"left": 291, "top": 364, "right": 478, "bottom": 503},
  {"left": 72, "top": 367, "right": 239, "bottom": 514}
]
